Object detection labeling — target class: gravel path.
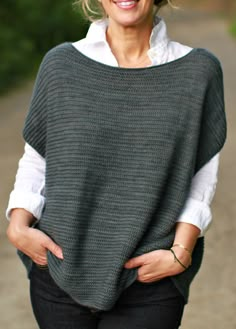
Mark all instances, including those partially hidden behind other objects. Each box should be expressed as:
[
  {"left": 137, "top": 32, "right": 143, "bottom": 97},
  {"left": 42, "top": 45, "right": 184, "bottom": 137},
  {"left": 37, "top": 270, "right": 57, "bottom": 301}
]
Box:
[{"left": 0, "top": 9, "right": 235, "bottom": 329}]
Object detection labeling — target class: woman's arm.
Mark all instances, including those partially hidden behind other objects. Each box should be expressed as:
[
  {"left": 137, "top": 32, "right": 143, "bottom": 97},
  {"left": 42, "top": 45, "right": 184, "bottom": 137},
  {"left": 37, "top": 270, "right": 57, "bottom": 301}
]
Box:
[
  {"left": 6, "top": 143, "right": 46, "bottom": 221},
  {"left": 124, "top": 155, "right": 220, "bottom": 282},
  {"left": 124, "top": 222, "right": 199, "bottom": 282},
  {"left": 6, "top": 144, "right": 63, "bottom": 265},
  {"left": 176, "top": 153, "right": 220, "bottom": 236},
  {"left": 7, "top": 208, "right": 63, "bottom": 265}
]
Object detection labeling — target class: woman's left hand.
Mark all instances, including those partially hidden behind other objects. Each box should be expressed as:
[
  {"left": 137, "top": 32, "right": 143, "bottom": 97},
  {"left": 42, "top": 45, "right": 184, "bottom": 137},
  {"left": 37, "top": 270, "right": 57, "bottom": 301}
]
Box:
[{"left": 124, "top": 249, "right": 188, "bottom": 283}]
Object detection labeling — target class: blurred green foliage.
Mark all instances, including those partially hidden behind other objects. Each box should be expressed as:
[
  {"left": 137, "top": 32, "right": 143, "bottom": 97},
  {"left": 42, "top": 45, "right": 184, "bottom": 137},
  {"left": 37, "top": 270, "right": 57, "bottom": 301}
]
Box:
[
  {"left": 0, "top": 0, "right": 89, "bottom": 94},
  {"left": 230, "top": 18, "right": 236, "bottom": 38}
]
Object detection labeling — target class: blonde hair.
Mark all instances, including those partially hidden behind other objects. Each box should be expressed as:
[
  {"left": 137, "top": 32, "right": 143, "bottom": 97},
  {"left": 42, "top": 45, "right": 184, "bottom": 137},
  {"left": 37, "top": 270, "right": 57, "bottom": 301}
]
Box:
[{"left": 73, "top": 0, "right": 173, "bottom": 22}]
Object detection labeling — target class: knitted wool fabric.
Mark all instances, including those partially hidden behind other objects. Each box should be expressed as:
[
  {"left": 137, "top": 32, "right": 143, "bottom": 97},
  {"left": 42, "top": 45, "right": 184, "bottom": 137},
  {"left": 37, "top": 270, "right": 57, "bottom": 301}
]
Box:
[{"left": 20, "top": 43, "right": 226, "bottom": 311}]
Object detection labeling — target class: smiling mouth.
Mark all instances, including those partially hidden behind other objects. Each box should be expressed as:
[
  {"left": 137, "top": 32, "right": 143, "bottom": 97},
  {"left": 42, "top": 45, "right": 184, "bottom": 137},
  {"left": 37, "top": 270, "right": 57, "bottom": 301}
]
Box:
[{"left": 113, "top": 0, "right": 139, "bottom": 9}]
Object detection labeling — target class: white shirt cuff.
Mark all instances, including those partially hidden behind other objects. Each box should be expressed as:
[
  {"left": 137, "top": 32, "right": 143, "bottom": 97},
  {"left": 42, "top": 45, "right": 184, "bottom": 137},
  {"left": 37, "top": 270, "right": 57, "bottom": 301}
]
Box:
[
  {"left": 176, "top": 197, "right": 212, "bottom": 237},
  {"left": 6, "top": 190, "right": 45, "bottom": 221}
]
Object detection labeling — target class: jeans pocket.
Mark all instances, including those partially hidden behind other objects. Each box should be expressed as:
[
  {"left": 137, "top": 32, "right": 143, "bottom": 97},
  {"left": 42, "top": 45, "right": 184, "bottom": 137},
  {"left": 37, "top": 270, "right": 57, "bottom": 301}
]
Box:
[
  {"left": 35, "top": 263, "right": 49, "bottom": 270},
  {"left": 29, "top": 262, "right": 48, "bottom": 279}
]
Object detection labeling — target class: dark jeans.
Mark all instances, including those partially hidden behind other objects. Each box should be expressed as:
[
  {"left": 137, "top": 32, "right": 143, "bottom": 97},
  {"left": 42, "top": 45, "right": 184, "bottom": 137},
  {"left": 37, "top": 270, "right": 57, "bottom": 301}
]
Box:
[{"left": 29, "top": 263, "right": 185, "bottom": 329}]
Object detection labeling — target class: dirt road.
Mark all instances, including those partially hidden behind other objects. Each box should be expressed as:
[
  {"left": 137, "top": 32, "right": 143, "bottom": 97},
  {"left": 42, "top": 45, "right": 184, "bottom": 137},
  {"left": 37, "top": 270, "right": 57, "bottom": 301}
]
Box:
[{"left": 1, "top": 9, "right": 235, "bottom": 329}]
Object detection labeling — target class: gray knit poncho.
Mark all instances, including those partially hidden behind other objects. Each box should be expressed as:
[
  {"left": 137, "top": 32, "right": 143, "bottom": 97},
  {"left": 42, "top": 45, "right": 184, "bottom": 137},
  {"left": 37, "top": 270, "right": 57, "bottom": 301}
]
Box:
[{"left": 19, "top": 43, "right": 226, "bottom": 311}]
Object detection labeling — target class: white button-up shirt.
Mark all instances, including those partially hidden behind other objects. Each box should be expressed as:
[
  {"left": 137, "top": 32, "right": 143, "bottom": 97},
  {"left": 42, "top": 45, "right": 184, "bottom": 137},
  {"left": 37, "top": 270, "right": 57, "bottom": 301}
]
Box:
[{"left": 6, "top": 16, "right": 220, "bottom": 237}]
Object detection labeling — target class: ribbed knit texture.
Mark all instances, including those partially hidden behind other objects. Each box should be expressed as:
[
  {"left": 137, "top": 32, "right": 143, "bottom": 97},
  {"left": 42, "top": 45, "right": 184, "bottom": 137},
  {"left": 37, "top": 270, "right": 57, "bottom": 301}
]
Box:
[{"left": 20, "top": 43, "right": 226, "bottom": 310}]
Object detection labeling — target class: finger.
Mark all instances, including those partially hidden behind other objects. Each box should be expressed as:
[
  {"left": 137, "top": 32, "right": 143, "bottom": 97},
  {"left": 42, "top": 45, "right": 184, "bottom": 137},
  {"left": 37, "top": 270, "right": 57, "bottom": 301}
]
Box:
[
  {"left": 137, "top": 272, "right": 162, "bottom": 283},
  {"left": 44, "top": 238, "right": 64, "bottom": 259},
  {"left": 124, "top": 254, "right": 147, "bottom": 269},
  {"left": 33, "top": 255, "right": 48, "bottom": 266},
  {"left": 137, "top": 272, "right": 151, "bottom": 282},
  {"left": 20, "top": 244, "right": 48, "bottom": 263},
  {"left": 137, "top": 264, "right": 155, "bottom": 279}
]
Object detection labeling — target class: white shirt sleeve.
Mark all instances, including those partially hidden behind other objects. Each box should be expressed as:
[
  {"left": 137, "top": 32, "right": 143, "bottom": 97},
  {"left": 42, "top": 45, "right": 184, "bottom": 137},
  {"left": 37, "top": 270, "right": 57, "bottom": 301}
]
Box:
[
  {"left": 6, "top": 143, "right": 46, "bottom": 221},
  {"left": 176, "top": 153, "right": 220, "bottom": 237}
]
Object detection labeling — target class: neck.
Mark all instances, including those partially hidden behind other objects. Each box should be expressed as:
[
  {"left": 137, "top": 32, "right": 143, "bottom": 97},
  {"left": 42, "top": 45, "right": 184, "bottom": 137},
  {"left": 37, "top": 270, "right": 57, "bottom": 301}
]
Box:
[{"left": 106, "top": 18, "right": 153, "bottom": 68}]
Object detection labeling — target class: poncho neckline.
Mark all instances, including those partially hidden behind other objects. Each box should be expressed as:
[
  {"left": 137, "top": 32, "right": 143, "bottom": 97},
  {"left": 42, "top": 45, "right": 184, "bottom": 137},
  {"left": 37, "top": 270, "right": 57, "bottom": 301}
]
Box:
[{"left": 68, "top": 41, "right": 197, "bottom": 71}]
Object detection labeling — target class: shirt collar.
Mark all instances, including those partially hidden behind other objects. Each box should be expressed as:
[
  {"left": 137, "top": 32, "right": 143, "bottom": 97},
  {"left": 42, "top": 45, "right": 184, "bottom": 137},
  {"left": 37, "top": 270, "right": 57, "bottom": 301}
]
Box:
[
  {"left": 85, "top": 16, "right": 170, "bottom": 64},
  {"left": 147, "top": 16, "right": 170, "bottom": 64},
  {"left": 85, "top": 18, "right": 110, "bottom": 44}
]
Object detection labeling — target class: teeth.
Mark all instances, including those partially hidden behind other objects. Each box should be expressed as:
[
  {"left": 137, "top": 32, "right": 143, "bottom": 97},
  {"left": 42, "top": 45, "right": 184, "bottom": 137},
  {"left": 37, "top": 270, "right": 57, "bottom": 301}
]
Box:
[{"left": 117, "top": 1, "right": 136, "bottom": 6}]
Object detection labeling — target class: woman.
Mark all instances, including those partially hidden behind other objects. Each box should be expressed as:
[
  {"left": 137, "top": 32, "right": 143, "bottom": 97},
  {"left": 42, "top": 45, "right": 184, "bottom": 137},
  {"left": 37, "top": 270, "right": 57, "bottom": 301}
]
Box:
[{"left": 6, "top": 0, "right": 226, "bottom": 328}]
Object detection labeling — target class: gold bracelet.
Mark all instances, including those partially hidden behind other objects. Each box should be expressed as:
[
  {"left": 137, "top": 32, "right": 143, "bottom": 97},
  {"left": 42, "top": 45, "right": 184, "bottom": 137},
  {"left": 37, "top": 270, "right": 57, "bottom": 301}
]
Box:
[
  {"left": 172, "top": 243, "right": 192, "bottom": 266},
  {"left": 172, "top": 243, "right": 192, "bottom": 256},
  {"left": 170, "top": 248, "right": 189, "bottom": 270}
]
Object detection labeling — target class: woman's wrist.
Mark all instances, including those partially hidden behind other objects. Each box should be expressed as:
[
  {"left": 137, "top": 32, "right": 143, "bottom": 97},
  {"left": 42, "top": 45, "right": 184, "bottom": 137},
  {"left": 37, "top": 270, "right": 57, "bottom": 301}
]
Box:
[
  {"left": 170, "top": 222, "right": 200, "bottom": 269},
  {"left": 9, "top": 208, "right": 36, "bottom": 226},
  {"left": 7, "top": 208, "right": 36, "bottom": 241},
  {"left": 173, "top": 222, "right": 200, "bottom": 252},
  {"left": 170, "top": 245, "right": 192, "bottom": 269}
]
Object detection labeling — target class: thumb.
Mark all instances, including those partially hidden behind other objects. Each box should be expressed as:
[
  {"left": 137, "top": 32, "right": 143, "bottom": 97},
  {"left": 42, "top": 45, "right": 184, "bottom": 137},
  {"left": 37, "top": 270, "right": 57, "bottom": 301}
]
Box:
[{"left": 45, "top": 237, "right": 64, "bottom": 259}]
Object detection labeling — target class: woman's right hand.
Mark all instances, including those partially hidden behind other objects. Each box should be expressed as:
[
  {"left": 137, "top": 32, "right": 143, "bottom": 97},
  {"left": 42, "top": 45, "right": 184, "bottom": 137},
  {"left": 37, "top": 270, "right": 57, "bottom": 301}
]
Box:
[{"left": 7, "top": 208, "right": 63, "bottom": 265}]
